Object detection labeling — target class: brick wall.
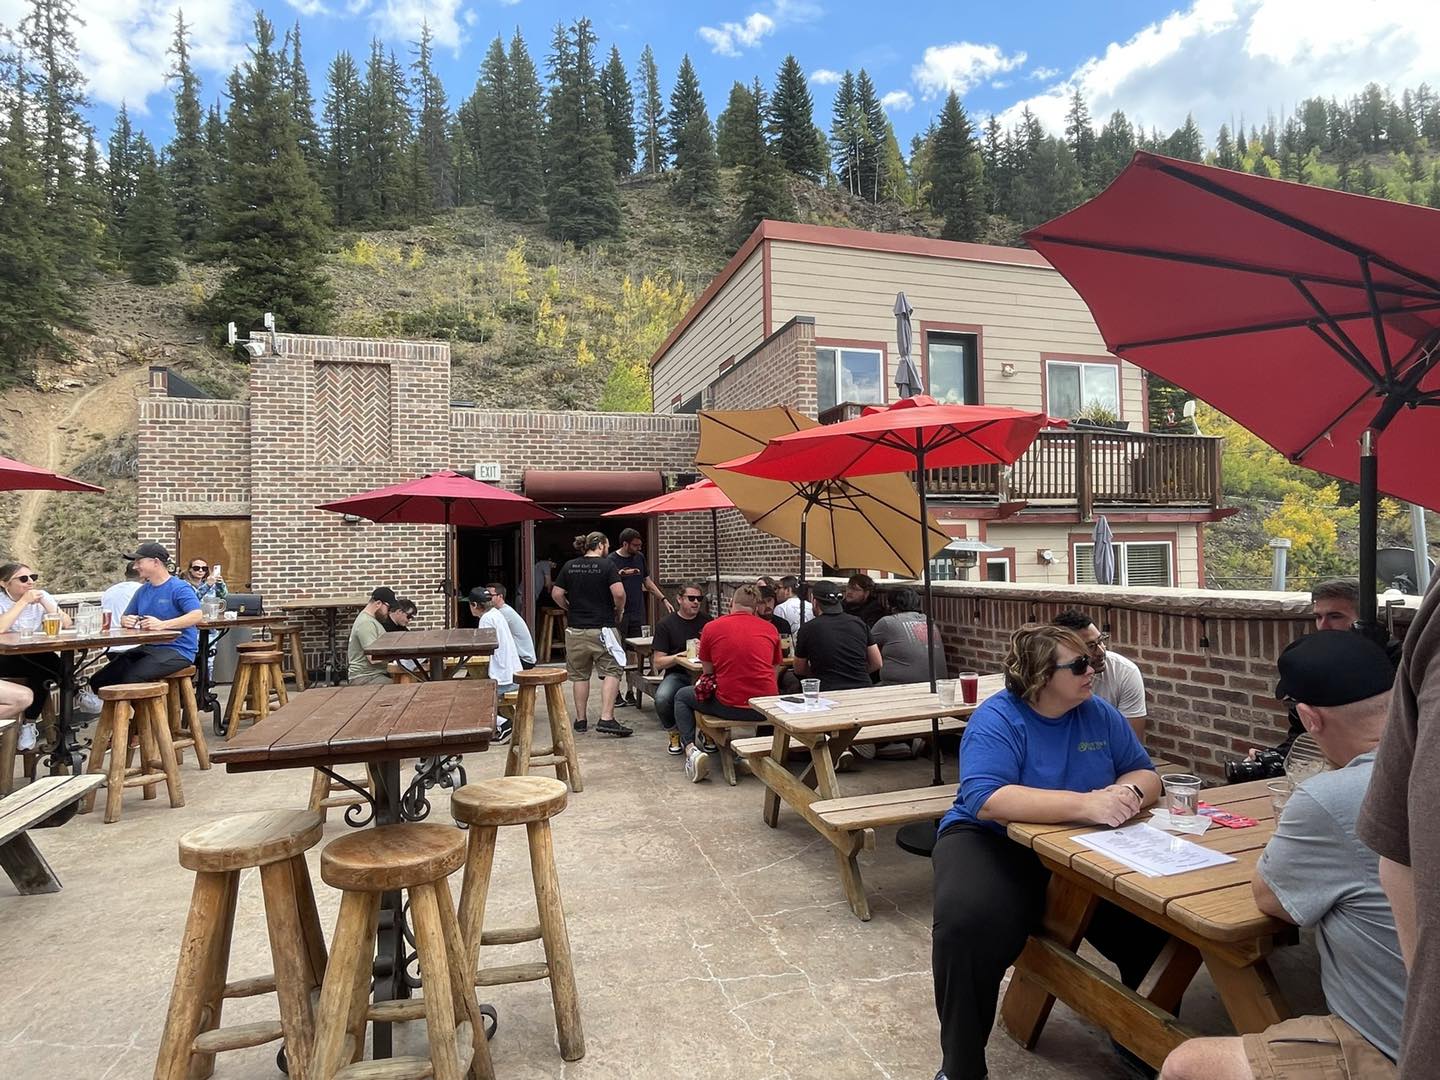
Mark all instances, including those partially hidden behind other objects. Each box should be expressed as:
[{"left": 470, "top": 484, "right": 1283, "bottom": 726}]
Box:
[
  {"left": 877, "top": 579, "right": 1318, "bottom": 779},
  {"left": 137, "top": 398, "right": 252, "bottom": 550}
]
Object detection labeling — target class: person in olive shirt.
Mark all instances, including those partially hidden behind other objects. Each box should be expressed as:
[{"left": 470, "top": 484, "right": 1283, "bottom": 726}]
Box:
[
  {"left": 651, "top": 582, "right": 712, "bottom": 754},
  {"left": 347, "top": 587, "right": 397, "bottom": 684},
  {"left": 553, "top": 531, "right": 629, "bottom": 736},
  {"left": 794, "top": 581, "right": 881, "bottom": 691}
]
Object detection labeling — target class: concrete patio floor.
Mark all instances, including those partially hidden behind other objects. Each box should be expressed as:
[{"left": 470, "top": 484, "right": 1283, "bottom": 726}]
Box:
[{"left": 0, "top": 679, "right": 1323, "bottom": 1080}]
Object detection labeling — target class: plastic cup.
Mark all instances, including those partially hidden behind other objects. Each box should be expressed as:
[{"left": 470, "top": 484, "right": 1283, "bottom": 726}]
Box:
[
  {"left": 640, "top": 625, "right": 652, "bottom": 639},
  {"left": 101, "top": 609, "right": 112, "bottom": 632},
  {"left": 1267, "top": 779, "right": 1294, "bottom": 816},
  {"left": 937, "top": 680, "right": 957, "bottom": 707},
  {"left": 42, "top": 612, "right": 62, "bottom": 637},
  {"left": 802, "top": 678, "right": 821, "bottom": 705},
  {"left": 959, "top": 672, "right": 980, "bottom": 705},
  {"left": 1162, "top": 773, "right": 1202, "bottom": 824},
  {"left": 686, "top": 638, "right": 699, "bottom": 660}
]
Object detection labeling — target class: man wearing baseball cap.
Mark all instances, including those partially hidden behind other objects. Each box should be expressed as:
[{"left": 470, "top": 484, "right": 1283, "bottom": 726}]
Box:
[
  {"left": 792, "top": 580, "right": 881, "bottom": 693},
  {"left": 346, "top": 587, "right": 398, "bottom": 685},
  {"left": 1162, "top": 631, "right": 1404, "bottom": 1080},
  {"left": 90, "top": 543, "right": 204, "bottom": 692}
]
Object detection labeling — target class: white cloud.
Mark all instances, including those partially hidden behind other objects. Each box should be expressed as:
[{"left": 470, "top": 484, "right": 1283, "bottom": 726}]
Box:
[
  {"left": 0, "top": 0, "right": 251, "bottom": 114},
  {"left": 370, "top": 0, "right": 467, "bottom": 50},
  {"left": 810, "top": 68, "right": 841, "bottom": 85},
  {"left": 497, "top": 0, "right": 521, "bottom": 6},
  {"left": 1027, "top": 66, "right": 1060, "bottom": 81},
  {"left": 285, "top": 0, "right": 331, "bottom": 14},
  {"left": 912, "top": 41, "right": 1027, "bottom": 99},
  {"left": 698, "top": 12, "right": 775, "bottom": 57},
  {"left": 881, "top": 90, "right": 914, "bottom": 112},
  {"left": 347, "top": 0, "right": 373, "bottom": 13},
  {"left": 994, "top": 0, "right": 1440, "bottom": 142}
]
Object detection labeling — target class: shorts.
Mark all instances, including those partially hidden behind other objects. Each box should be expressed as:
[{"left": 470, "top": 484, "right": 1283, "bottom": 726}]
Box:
[
  {"left": 1243, "top": 1015, "right": 1396, "bottom": 1080},
  {"left": 564, "top": 627, "right": 623, "bottom": 682}
]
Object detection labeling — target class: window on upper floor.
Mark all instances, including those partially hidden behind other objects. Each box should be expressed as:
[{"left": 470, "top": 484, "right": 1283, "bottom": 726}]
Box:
[
  {"left": 816, "top": 346, "right": 884, "bottom": 413},
  {"left": 925, "top": 332, "right": 980, "bottom": 404},
  {"left": 1046, "top": 360, "right": 1119, "bottom": 419}
]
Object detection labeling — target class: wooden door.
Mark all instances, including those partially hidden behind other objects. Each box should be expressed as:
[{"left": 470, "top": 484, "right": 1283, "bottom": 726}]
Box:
[{"left": 177, "top": 518, "right": 252, "bottom": 590}]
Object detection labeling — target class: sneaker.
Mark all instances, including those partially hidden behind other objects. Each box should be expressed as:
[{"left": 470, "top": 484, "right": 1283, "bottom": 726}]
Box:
[
  {"left": 835, "top": 749, "right": 856, "bottom": 773},
  {"left": 492, "top": 717, "right": 512, "bottom": 745},
  {"left": 667, "top": 730, "right": 683, "bottom": 755},
  {"left": 596, "top": 717, "right": 633, "bottom": 738},
  {"left": 685, "top": 745, "right": 710, "bottom": 783},
  {"left": 76, "top": 688, "right": 103, "bottom": 715},
  {"left": 616, "top": 693, "right": 634, "bottom": 709},
  {"left": 573, "top": 717, "right": 588, "bottom": 733},
  {"left": 853, "top": 743, "right": 878, "bottom": 760},
  {"left": 696, "top": 731, "right": 719, "bottom": 753},
  {"left": 17, "top": 722, "right": 37, "bottom": 752}
]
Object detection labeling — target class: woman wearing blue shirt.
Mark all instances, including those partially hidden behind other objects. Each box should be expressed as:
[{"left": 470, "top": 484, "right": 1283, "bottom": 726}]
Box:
[{"left": 931, "top": 624, "right": 1165, "bottom": 1080}]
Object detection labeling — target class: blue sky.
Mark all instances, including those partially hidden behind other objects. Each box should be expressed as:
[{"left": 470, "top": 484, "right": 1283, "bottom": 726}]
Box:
[{"left": 4, "top": 0, "right": 1438, "bottom": 155}]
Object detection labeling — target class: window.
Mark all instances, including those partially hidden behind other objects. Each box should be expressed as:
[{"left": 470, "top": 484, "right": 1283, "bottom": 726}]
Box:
[
  {"left": 1046, "top": 360, "right": 1119, "bottom": 419},
  {"left": 985, "top": 557, "right": 1011, "bottom": 582},
  {"left": 1074, "top": 540, "right": 1173, "bottom": 587},
  {"left": 674, "top": 392, "right": 703, "bottom": 415},
  {"left": 926, "top": 332, "right": 979, "bottom": 404},
  {"left": 817, "top": 346, "right": 884, "bottom": 413}
]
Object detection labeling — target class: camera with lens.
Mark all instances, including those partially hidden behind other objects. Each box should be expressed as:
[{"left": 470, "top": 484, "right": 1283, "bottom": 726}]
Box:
[{"left": 1224, "top": 748, "right": 1286, "bottom": 783}]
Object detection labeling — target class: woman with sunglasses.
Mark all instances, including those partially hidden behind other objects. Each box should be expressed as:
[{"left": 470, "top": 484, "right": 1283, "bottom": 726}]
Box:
[
  {"left": 0, "top": 562, "right": 71, "bottom": 750},
  {"left": 929, "top": 623, "right": 1165, "bottom": 1080},
  {"left": 184, "top": 558, "right": 227, "bottom": 602}
]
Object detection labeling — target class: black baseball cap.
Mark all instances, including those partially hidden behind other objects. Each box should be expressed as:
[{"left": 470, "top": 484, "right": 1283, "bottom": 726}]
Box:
[
  {"left": 466, "top": 586, "right": 493, "bottom": 606},
  {"left": 122, "top": 542, "right": 170, "bottom": 562},
  {"left": 811, "top": 581, "right": 844, "bottom": 609},
  {"left": 1275, "top": 631, "right": 1395, "bottom": 707},
  {"left": 370, "top": 587, "right": 398, "bottom": 606}
]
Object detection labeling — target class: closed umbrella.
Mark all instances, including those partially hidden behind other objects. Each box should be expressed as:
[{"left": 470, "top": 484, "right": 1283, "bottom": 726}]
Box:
[
  {"left": 318, "top": 471, "right": 559, "bottom": 626},
  {"left": 1091, "top": 515, "right": 1116, "bottom": 586},
  {"left": 894, "top": 292, "right": 924, "bottom": 399},
  {"left": 604, "top": 479, "right": 732, "bottom": 604}
]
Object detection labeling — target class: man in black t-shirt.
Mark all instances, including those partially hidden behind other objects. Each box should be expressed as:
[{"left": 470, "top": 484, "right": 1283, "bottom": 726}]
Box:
[
  {"left": 611, "top": 528, "right": 673, "bottom": 707},
  {"left": 651, "top": 581, "right": 712, "bottom": 754},
  {"left": 842, "top": 573, "right": 887, "bottom": 628},
  {"left": 553, "top": 532, "right": 629, "bottom": 736},
  {"left": 795, "top": 581, "right": 881, "bottom": 692}
]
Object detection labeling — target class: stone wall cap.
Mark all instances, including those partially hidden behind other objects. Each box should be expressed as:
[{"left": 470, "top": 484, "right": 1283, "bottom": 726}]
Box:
[{"left": 875, "top": 578, "right": 1321, "bottom": 618}]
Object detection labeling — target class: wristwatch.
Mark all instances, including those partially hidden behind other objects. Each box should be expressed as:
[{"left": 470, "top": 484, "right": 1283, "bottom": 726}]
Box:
[{"left": 1125, "top": 783, "right": 1145, "bottom": 803}]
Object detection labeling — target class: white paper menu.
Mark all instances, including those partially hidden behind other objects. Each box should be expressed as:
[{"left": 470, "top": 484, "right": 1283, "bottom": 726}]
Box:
[{"left": 1071, "top": 823, "right": 1237, "bottom": 878}]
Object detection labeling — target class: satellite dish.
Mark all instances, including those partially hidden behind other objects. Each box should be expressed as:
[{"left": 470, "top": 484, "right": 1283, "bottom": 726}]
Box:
[{"left": 1377, "top": 547, "right": 1436, "bottom": 594}]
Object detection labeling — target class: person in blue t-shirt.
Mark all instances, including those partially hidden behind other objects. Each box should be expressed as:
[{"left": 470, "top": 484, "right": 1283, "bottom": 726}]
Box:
[
  {"left": 89, "top": 542, "right": 203, "bottom": 693},
  {"left": 930, "top": 623, "right": 1165, "bottom": 1080}
]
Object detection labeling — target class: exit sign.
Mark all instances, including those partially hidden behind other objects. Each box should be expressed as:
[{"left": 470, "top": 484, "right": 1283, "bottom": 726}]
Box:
[{"left": 474, "top": 462, "right": 502, "bottom": 483}]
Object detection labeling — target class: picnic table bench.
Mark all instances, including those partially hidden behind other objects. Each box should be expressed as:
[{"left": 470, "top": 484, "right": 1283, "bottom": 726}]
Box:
[{"left": 0, "top": 773, "right": 106, "bottom": 894}]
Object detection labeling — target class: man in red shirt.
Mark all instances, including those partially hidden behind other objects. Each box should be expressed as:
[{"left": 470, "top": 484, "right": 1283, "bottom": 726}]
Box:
[{"left": 672, "top": 584, "right": 783, "bottom": 783}]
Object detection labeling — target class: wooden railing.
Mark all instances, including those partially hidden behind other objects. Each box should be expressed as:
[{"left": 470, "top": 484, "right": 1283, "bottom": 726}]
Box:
[{"left": 818, "top": 404, "right": 1222, "bottom": 510}]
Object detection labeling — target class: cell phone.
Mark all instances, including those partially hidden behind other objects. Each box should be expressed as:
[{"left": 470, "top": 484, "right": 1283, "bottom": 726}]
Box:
[
  {"left": 780, "top": 695, "right": 805, "bottom": 704},
  {"left": 212, "top": 564, "right": 221, "bottom": 576}
]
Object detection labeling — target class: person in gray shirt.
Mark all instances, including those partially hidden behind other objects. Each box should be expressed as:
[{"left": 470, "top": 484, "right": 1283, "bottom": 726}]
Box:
[
  {"left": 484, "top": 582, "right": 536, "bottom": 667},
  {"left": 872, "top": 587, "right": 947, "bottom": 685},
  {"left": 1161, "top": 631, "right": 1405, "bottom": 1080}
]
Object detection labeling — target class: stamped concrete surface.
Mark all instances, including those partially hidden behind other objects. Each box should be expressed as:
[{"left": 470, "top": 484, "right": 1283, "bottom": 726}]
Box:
[{"left": 0, "top": 679, "right": 1322, "bottom": 1079}]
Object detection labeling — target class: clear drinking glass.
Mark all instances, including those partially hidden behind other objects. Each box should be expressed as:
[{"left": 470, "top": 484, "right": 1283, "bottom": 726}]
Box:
[
  {"left": 41, "top": 612, "right": 62, "bottom": 637},
  {"left": 1162, "top": 773, "right": 1202, "bottom": 824},
  {"left": 937, "top": 680, "right": 957, "bottom": 707},
  {"left": 802, "top": 678, "right": 821, "bottom": 705},
  {"left": 1267, "top": 779, "right": 1294, "bottom": 816}
]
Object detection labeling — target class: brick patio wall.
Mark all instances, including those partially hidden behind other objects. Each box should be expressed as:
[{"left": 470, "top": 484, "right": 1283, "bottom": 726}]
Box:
[{"left": 136, "top": 398, "right": 252, "bottom": 550}]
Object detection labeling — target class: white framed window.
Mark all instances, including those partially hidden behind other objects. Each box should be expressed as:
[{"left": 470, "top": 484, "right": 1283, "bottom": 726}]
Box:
[
  {"left": 1073, "top": 540, "right": 1173, "bottom": 587},
  {"left": 817, "top": 346, "right": 884, "bottom": 413},
  {"left": 1046, "top": 360, "right": 1120, "bottom": 418},
  {"left": 985, "top": 557, "right": 1011, "bottom": 582}
]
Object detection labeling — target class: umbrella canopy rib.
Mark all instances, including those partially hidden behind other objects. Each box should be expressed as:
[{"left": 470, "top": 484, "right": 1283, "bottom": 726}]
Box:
[
  {"left": 1118, "top": 299, "right": 1440, "bottom": 352},
  {"left": 1291, "top": 279, "right": 1382, "bottom": 379}
]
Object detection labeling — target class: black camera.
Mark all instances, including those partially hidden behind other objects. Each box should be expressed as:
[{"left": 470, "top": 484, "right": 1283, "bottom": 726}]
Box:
[{"left": 1224, "top": 749, "right": 1286, "bottom": 783}]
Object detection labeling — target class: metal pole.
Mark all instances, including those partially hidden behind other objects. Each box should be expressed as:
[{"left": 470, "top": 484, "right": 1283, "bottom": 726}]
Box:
[
  {"left": 1268, "top": 538, "right": 1291, "bottom": 591},
  {"left": 1359, "top": 429, "right": 1379, "bottom": 630},
  {"left": 797, "top": 500, "right": 810, "bottom": 627},
  {"left": 916, "top": 441, "right": 942, "bottom": 788},
  {"left": 1411, "top": 503, "right": 1431, "bottom": 595},
  {"left": 711, "top": 508, "right": 722, "bottom": 613}
]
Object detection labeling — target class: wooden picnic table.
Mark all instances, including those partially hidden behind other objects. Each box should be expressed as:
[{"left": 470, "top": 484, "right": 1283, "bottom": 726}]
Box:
[
  {"left": 746, "top": 675, "right": 1004, "bottom": 920},
  {"left": 211, "top": 680, "right": 496, "bottom": 1059},
  {"left": 277, "top": 595, "right": 369, "bottom": 685},
  {"left": 365, "top": 628, "right": 498, "bottom": 681},
  {"left": 999, "top": 777, "right": 1292, "bottom": 1070}
]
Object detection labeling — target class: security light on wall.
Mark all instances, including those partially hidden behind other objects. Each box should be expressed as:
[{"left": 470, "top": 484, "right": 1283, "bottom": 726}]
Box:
[
  {"left": 226, "top": 322, "right": 237, "bottom": 347},
  {"left": 342, "top": 514, "right": 363, "bottom": 525},
  {"left": 263, "top": 312, "right": 276, "bottom": 331},
  {"left": 1037, "top": 548, "right": 1055, "bottom": 565}
]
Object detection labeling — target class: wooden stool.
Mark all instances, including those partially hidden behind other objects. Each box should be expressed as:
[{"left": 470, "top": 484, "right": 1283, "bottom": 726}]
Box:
[
  {"left": 270, "top": 623, "right": 309, "bottom": 691},
  {"left": 164, "top": 666, "right": 211, "bottom": 771},
  {"left": 386, "top": 661, "right": 423, "bottom": 685},
  {"left": 306, "top": 766, "right": 374, "bottom": 824},
  {"left": 225, "top": 651, "right": 289, "bottom": 740},
  {"left": 452, "top": 776, "right": 584, "bottom": 1062},
  {"left": 80, "top": 682, "right": 184, "bottom": 823},
  {"left": 154, "top": 809, "right": 328, "bottom": 1080},
  {"left": 504, "top": 668, "right": 583, "bottom": 792},
  {"left": 234, "top": 639, "right": 273, "bottom": 654},
  {"left": 309, "top": 824, "right": 493, "bottom": 1080},
  {"left": 537, "top": 608, "right": 567, "bottom": 661}
]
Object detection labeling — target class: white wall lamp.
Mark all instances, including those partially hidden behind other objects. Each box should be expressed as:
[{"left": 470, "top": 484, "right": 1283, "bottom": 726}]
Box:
[{"left": 1036, "top": 548, "right": 1055, "bottom": 565}]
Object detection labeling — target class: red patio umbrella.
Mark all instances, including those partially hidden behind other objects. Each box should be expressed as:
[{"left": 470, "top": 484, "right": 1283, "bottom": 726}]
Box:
[
  {"left": 318, "top": 470, "right": 559, "bottom": 626},
  {"left": 1026, "top": 150, "right": 1440, "bottom": 629},
  {"left": 0, "top": 453, "right": 103, "bottom": 493},
  {"left": 604, "top": 479, "right": 732, "bottom": 603}
]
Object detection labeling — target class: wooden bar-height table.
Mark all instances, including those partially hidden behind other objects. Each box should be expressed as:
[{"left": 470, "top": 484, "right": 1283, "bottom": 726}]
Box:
[
  {"left": 193, "top": 614, "right": 291, "bottom": 735},
  {"left": 277, "top": 596, "right": 368, "bottom": 686},
  {"left": 365, "top": 627, "right": 499, "bottom": 681},
  {"left": 0, "top": 626, "right": 178, "bottom": 776},
  {"left": 211, "top": 680, "right": 497, "bottom": 1058},
  {"left": 999, "top": 776, "right": 1293, "bottom": 1070}
]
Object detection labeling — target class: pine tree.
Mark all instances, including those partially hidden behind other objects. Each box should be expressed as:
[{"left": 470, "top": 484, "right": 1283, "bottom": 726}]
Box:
[
  {"left": 79, "top": 133, "right": 113, "bottom": 264},
  {"left": 1214, "top": 123, "right": 1237, "bottom": 169},
  {"left": 204, "top": 102, "right": 226, "bottom": 199},
  {"left": 1091, "top": 110, "right": 1136, "bottom": 190},
  {"left": 732, "top": 77, "right": 793, "bottom": 246},
  {"left": 123, "top": 137, "right": 179, "bottom": 285},
  {"left": 107, "top": 104, "right": 139, "bottom": 242},
  {"left": 0, "top": 52, "right": 70, "bottom": 378},
  {"left": 925, "top": 91, "right": 984, "bottom": 241},
  {"left": 598, "top": 45, "right": 636, "bottom": 177},
  {"left": 359, "top": 39, "right": 411, "bottom": 222},
  {"left": 411, "top": 22, "right": 452, "bottom": 210},
  {"left": 716, "top": 81, "right": 754, "bottom": 167},
  {"left": 461, "top": 38, "right": 504, "bottom": 203},
  {"left": 829, "top": 71, "right": 862, "bottom": 195},
  {"left": 210, "top": 12, "right": 333, "bottom": 333},
  {"left": 1064, "top": 89, "right": 1095, "bottom": 190},
  {"left": 667, "top": 54, "right": 718, "bottom": 206},
  {"left": 980, "top": 114, "right": 1006, "bottom": 213},
  {"left": 768, "top": 54, "right": 825, "bottom": 179},
  {"left": 505, "top": 29, "right": 545, "bottom": 219},
  {"left": 165, "top": 11, "right": 211, "bottom": 251},
  {"left": 284, "top": 23, "right": 321, "bottom": 170},
  {"left": 1165, "top": 113, "right": 1204, "bottom": 161},
  {"left": 855, "top": 70, "right": 887, "bottom": 201},
  {"left": 544, "top": 19, "right": 621, "bottom": 244},
  {"left": 636, "top": 44, "right": 666, "bottom": 175},
  {"left": 322, "top": 50, "right": 364, "bottom": 225}
]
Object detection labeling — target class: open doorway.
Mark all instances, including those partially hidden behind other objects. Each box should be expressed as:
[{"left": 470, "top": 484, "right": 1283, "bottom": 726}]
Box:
[
  {"left": 531, "top": 514, "right": 652, "bottom": 613},
  {"left": 456, "top": 526, "right": 520, "bottom": 628}
]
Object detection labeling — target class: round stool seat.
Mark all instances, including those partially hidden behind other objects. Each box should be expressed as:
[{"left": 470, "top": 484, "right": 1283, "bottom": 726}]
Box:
[
  {"left": 179, "top": 809, "right": 324, "bottom": 873},
  {"left": 98, "top": 681, "right": 168, "bottom": 702},
  {"left": 321, "top": 824, "right": 465, "bottom": 892},
  {"left": 238, "top": 650, "right": 283, "bottom": 664},
  {"left": 235, "top": 641, "right": 272, "bottom": 653},
  {"left": 166, "top": 666, "right": 198, "bottom": 680},
  {"left": 515, "top": 667, "right": 568, "bottom": 688},
  {"left": 452, "top": 775, "right": 568, "bottom": 828}
]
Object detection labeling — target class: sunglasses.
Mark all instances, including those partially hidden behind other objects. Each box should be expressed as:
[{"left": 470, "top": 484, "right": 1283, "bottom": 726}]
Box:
[
  {"left": 11, "top": 574, "right": 37, "bottom": 583},
  {"left": 1051, "top": 655, "right": 1096, "bottom": 677},
  {"left": 1085, "top": 634, "right": 1110, "bottom": 651},
  {"left": 680, "top": 594, "right": 704, "bottom": 602},
  {"left": 190, "top": 565, "right": 208, "bottom": 573}
]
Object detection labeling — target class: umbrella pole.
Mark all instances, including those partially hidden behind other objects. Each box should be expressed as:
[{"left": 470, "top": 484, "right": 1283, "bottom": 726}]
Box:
[
  {"left": 712, "top": 508, "right": 722, "bottom": 613},
  {"left": 916, "top": 443, "right": 942, "bottom": 787},
  {"left": 798, "top": 502, "right": 809, "bottom": 627},
  {"left": 1359, "top": 429, "right": 1378, "bottom": 634}
]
